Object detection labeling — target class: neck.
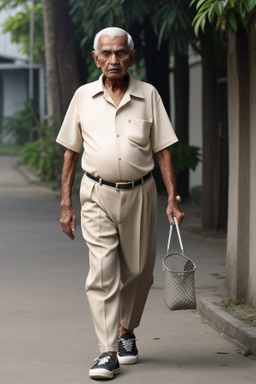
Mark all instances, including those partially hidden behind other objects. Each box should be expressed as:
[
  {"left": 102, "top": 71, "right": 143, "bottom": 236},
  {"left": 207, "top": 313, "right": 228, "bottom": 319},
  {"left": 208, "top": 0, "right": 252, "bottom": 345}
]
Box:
[{"left": 104, "top": 75, "right": 129, "bottom": 92}]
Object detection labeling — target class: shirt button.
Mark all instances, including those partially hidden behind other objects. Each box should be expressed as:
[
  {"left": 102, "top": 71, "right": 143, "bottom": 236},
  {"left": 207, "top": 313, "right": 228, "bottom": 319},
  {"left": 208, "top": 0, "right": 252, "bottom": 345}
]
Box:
[
  {"left": 119, "top": 158, "right": 121, "bottom": 161},
  {"left": 116, "top": 134, "right": 120, "bottom": 138},
  {"left": 128, "top": 119, "right": 131, "bottom": 123}
]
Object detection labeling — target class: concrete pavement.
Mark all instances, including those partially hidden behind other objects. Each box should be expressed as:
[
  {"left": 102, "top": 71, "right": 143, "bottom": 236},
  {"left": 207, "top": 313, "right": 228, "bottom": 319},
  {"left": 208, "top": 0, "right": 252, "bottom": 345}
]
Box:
[{"left": 1, "top": 155, "right": 256, "bottom": 384}]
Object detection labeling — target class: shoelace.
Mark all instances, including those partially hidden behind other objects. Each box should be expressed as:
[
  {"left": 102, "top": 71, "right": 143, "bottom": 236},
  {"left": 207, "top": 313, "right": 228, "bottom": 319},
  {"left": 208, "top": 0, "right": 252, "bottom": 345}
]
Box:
[
  {"left": 95, "top": 354, "right": 111, "bottom": 365},
  {"left": 120, "top": 337, "right": 136, "bottom": 352}
]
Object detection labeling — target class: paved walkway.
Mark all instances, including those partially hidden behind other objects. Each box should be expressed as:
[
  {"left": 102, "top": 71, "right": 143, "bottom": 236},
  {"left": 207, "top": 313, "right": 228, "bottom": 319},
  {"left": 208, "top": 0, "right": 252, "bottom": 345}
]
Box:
[{"left": 1, "top": 155, "right": 256, "bottom": 384}]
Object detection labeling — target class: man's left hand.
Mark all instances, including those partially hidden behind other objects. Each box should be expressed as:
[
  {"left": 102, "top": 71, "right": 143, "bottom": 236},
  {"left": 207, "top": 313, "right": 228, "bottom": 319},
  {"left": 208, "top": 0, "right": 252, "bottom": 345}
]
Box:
[{"left": 166, "top": 201, "right": 185, "bottom": 227}]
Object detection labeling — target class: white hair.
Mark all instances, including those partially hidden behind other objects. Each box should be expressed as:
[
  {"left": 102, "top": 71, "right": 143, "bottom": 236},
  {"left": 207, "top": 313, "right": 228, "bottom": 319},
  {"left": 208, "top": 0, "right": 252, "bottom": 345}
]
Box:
[{"left": 93, "top": 27, "right": 134, "bottom": 53}]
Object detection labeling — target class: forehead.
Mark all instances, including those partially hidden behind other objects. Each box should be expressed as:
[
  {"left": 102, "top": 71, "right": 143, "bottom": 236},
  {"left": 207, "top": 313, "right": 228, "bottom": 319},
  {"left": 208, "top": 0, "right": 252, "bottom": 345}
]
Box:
[{"left": 98, "top": 35, "right": 129, "bottom": 50}]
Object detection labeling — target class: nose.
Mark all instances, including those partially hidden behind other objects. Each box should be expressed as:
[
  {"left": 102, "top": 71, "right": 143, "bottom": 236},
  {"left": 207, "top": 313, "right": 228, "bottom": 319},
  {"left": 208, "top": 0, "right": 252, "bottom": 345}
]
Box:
[{"left": 110, "top": 53, "right": 119, "bottom": 64}]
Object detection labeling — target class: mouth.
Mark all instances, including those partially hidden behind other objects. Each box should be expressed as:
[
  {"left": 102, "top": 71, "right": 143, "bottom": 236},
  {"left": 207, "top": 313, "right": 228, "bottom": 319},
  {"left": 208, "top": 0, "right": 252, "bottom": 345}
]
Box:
[{"left": 108, "top": 67, "right": 121, "bottom": 72}]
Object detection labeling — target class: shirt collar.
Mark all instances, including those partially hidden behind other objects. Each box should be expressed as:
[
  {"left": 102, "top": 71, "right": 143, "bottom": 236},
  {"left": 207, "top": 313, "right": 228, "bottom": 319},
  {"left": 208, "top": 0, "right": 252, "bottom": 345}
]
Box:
[{"left": 90, "top": 72, "right": 145, "bottom": 99}]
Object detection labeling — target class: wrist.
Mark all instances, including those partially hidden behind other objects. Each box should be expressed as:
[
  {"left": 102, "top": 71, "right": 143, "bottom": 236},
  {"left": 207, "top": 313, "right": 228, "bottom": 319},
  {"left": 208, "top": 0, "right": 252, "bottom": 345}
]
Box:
[
  {"left": 61, "top": 200, "right": 72, "bottom": 209},
  {"left": 168, "top": 195, "right": 181, "bottom": 204}
]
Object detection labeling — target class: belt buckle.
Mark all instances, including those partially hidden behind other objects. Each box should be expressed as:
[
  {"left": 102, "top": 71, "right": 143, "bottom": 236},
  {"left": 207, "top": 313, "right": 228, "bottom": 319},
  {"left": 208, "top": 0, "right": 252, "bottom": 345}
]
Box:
[{"left": 116, "top": 182, "right": 131, "bottom": 190}]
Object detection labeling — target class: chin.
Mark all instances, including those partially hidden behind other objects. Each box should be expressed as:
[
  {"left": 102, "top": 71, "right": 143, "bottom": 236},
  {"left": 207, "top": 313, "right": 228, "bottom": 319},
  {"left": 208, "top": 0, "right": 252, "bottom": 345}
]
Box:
[{"left": 107, "top": 71, "right": 123, "bottom": 76}]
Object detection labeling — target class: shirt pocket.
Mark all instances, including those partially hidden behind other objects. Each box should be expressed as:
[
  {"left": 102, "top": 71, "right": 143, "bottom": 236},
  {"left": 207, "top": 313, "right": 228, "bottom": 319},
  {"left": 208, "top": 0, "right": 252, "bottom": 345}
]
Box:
[{"left": 126, "top": 118, "right": 152, "bottom": 146}]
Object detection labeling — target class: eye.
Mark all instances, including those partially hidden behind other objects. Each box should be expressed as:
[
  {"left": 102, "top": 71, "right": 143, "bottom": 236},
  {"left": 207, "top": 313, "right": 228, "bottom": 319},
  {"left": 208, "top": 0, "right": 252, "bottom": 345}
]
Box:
[
  {"left": 102, "top": 51, "right": 111, "bottom": 57},
  {"left": 116, "top": 50, "right": 126, "bottom": 58}
]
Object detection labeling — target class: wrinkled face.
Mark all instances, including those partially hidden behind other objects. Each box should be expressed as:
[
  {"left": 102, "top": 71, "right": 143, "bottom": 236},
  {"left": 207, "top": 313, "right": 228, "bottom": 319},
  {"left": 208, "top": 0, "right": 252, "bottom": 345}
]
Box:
[{"left": 92, "top": 35, "right": 137, "bottom": 79}]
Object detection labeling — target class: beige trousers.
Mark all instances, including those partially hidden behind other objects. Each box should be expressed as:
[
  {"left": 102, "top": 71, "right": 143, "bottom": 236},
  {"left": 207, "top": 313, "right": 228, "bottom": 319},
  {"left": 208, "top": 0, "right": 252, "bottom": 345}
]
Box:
[{"left": 80, "top": 174, "right": 157, "bottom": 353}]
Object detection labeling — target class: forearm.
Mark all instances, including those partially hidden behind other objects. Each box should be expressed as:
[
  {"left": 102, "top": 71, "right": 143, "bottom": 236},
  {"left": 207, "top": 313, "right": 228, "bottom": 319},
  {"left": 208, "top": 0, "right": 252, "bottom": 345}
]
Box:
[
  {"left": 155, "top": 148, "right": 178, "bottom": 203},
  {"left": 61, "top": 149, "right": 80, "bottom": 208},
  {"left": 156, "top": 147, "right": 184, "bottom": 225}
]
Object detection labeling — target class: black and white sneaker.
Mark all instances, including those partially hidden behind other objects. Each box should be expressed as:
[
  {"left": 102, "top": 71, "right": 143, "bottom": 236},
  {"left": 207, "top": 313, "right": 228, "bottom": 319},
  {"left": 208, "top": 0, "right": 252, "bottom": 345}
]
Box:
[
  {"left": 118, "top": 333, "right": 139, "bottom": 365},
  {"left": 89, "top": 352, "right": 120, "bottom": 380}
]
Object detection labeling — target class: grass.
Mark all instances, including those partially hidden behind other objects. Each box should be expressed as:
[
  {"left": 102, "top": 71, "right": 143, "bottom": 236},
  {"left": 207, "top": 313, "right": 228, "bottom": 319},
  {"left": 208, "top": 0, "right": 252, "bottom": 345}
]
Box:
[
  {"left": 0, "top": 144, "right": 23, "bottom": 156},
  {"left": 222, "top": 298, "right": 246, "bottom": 308},
  {"left": 244, "top": 346, "right": 253, "bottom": 356},
  {"left": 220, "top": 298, "right": 256, "bottom": 327}
]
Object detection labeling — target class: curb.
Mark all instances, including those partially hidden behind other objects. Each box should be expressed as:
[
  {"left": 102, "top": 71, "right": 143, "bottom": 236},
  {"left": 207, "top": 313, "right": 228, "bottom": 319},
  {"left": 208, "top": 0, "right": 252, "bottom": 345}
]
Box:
[
  {"left": 14, "top": 159, "right": 60, "bottom": 196},
  {"left": 16, "top": 161, "right": 40, "bottom": 183},
  {"left": 197, "top": 295, "right": 256, "bottom": 355}
]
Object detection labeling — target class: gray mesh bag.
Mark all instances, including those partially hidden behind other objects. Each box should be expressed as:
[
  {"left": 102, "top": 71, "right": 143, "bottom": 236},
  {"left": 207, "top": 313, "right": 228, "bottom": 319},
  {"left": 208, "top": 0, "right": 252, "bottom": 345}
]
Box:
[{"left": 162, "top": 217, "right": 196, "bottom": 310}]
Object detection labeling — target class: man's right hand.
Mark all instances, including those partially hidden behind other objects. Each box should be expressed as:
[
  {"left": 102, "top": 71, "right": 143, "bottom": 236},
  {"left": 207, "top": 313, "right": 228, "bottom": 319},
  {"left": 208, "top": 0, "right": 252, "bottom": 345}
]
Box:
[
  {"left": 60, "top": 206, "right": 77, "bottom": 240},
  {"left": 59, "top": 149, "right": 80, "bottom": 240}
]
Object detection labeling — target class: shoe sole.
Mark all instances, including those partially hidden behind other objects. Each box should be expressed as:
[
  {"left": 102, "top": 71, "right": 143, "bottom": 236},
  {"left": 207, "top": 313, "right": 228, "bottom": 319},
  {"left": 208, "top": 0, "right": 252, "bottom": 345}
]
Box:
[
  {"left": 89, "top": 367, "right": 120, "bottom": 379},
  {"left": 117, "top": 354, "right": 139, "bottom": 365}
]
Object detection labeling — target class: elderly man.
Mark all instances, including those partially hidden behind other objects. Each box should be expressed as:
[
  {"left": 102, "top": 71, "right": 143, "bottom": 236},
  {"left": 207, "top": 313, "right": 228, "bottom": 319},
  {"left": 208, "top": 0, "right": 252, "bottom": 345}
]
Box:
[{"left": 56, "top": 27, "right": 184, "bottom": 380}]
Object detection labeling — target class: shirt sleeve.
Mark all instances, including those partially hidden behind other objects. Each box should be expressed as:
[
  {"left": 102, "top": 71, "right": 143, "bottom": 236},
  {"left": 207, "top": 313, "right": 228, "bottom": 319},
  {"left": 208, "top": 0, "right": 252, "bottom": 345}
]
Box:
[
  {"left": 56, "top": 90, "right": 83, "bottom": 153},
  {"left": 150, "top": 91, "right": 178, "bottom": 153}
]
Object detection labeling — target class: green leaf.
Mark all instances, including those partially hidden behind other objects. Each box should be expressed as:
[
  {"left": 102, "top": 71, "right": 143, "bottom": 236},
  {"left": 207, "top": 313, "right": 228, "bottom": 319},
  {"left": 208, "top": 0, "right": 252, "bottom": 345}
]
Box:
[
  {"left": 229, "top": 0, "right": 236, "bottom": 6},
  {"left": 196, "top": 0, "right": 208, "bottom": 10},
  {"left": 248, "top": 0, "right": 256, "bottom": 12},
  {"left": 241, "top": 12, "right": 252, "bottom": 28},
  {"left": 194, "top": 11, "right": 207, "bottom": 36},
  {"left": 157, "top": 20, "right": 167, "bottom": 49},
  {"left": 239, "top": 1, "right": 247, "bottom": 19},
  {"left": 228, "top": 10, "right": 238, "bottom": 30},
  {"left": 192, "top": 10, "right": 206, "bottom": 26},
  {"left": 122, "top": 0, "right": 150, "bottom": 26},
  {"left": 167, "top": 8, "right": 177, "bottom": 27},
  {"left": 216, "top": 2, "right": 224, "bottom": 16},
  {"left": 169, "top": 143, "right": 202, "bottom": 175},
  {"left": 153, "top": 4, "right": 171, "bottom": 24},
  {"left": 177, "top": 8, "right": 188, "bottom": 29},
  {"left": 208, "top": 2, "right": 218, "bottom": 23},
  {"left": 0, "top": 0, "right": 27, "bottom": 12},
  {"left": 198, "top": 0, "right": 216, "bottom": 13},
  {"left": 190, "top": 0, "right": 198, "bottom": 6}
]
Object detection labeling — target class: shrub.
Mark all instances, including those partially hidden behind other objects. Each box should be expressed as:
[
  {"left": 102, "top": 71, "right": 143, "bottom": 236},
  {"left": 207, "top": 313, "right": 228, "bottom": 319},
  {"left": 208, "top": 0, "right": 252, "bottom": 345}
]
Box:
[
  {"left": 170, "top": 142, "right": 202, "bottom": 176},
  {"left": 21, "top": 117, "right": 64, "bottom": 188},
  {"left": 3, "top": 102, "right": 38, "bottom": 145}
]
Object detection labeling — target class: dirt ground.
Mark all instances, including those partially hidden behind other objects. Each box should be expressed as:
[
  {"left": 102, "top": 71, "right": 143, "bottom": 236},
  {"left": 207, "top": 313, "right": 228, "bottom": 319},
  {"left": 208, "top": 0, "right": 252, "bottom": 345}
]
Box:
[{"left": 220, "top": 299, "right": 256, "bottom": 328}]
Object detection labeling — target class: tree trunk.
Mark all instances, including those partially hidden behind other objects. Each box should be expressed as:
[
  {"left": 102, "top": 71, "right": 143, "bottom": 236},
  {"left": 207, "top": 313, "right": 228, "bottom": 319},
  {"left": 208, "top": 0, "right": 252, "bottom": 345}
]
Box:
[
  {"left": 226, "top": 28, "right": 250, "bottom": 300},
  {"left": 200, "top": 29, "right": 218, "bottom": 230},
  {"left": 142, "top": 20, "right": 171, "bottom": 190},
  {"left": 174, "top": 49, "right": 189, "bottom": 198},
  {"left": 42, "top": 0, "right": 81, "bottom": 124},
  {"left": 143, "top": 19, "right": 170, "bottom": 115}
]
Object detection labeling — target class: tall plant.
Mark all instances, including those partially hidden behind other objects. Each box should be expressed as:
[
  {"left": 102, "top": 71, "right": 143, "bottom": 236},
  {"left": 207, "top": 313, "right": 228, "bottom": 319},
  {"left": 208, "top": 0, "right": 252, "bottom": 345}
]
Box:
[
  {"left": 191, "top": 0, "right": 256, "bottom": 34},
  {"left": 0, "top": 0, "right": 44, "bottom": 63},
  {"left": 191, "top": 0, "right": 256, "bottom": 231}
]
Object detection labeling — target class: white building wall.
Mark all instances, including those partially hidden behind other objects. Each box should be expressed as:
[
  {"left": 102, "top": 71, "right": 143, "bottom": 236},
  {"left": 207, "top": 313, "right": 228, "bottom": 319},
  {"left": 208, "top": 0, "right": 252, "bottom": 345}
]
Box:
[
  {"left": 0, "top": 7, "right": 46, "bottom": 145},
  {"left": 3, "top": 70, "right": 28, "bottom": 116},
  {"left": 189, "top": 54, "right": 202, "bottom": 189}
]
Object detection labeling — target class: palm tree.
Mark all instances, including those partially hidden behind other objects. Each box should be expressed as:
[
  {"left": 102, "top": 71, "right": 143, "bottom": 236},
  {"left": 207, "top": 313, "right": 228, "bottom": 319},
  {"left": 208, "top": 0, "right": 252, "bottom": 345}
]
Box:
[
  {"left": 42, "top": 0, "right": 81, "bottom": 123},
  {"left": 192, "top": 0, "right": 256, "bottom": 304},
  {"left": 145, "top": 1, "right": 196, "bottom": 198}
]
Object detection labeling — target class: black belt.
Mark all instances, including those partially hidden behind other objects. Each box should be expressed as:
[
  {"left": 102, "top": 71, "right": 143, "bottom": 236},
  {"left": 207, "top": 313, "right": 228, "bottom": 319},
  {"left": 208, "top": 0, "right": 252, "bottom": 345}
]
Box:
[{"left": 85, "top": 171, "right": 151, "bottom": 190}]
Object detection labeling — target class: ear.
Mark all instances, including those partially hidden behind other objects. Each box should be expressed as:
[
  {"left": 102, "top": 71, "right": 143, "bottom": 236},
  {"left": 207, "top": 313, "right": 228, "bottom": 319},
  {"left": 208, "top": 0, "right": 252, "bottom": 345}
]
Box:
[
  {"left": 129, "top": 50, "right": 137, "bottom": 68},
  {"left": 92, "top": 51, "right": 101, "bottom": 68}
]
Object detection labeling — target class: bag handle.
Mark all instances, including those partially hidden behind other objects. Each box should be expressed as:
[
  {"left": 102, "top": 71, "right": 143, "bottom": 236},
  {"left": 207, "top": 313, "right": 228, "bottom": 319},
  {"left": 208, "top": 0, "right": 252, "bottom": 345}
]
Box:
[{"left": 166, "top": 217, "right": 184, "bottom": 254}]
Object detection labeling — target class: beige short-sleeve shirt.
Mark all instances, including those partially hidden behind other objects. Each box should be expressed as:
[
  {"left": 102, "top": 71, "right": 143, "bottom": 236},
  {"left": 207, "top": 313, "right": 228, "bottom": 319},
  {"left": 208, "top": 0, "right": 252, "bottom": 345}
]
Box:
[{"left": 56, "top": 74, "right": 178, "bottom": 181}]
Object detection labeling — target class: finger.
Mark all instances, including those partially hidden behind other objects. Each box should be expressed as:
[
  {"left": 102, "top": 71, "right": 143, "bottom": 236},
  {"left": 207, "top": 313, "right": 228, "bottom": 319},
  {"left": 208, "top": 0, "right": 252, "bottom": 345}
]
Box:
[
  {"left": 60, "top": 219, "right": 75, "bottom": 240},
  {"left": 166, "top": 207, "right": 174, "bottom": 226},
  {"left": 169, "top": 216, "right": 175, "bottom": 226},
  {"left": 64, "top": 226, "right": 75, "bottom": 240},
  {"left": 68, "top": 232, "right": 75, "bottom": 240},
  {"left": 71, "top": 213, "right": 76, "bottom": 232},
  {"left": 176, "top": 212, "right": 185, "bottom": 226}
]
